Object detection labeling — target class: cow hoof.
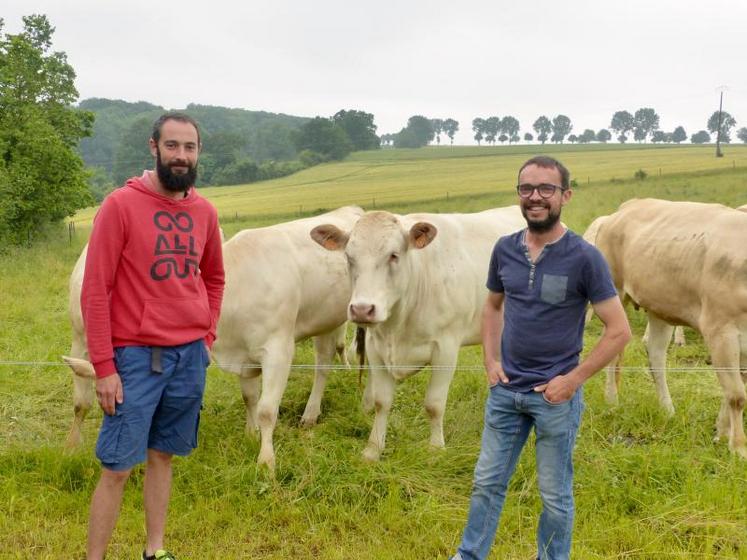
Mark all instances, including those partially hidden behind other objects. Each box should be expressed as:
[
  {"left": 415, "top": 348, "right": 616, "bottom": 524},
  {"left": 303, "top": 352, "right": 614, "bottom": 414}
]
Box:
[
  {"left": 257, "top": 454, "right": 276, "bottom": 474},
  {"left": 604, "top": 393, "right": 619, "bottom": 407},
  {"left": 299, "top": 416, "right": 318, "bottom": 428},
  {"left": 731, "top": 445, "right": 747, "bottom": 459},
  {"left": 362, "top": 445, "right": 381, "bottom": 463},
  {"left": 244, "top": 425, "right": 260, "bottom": 438},
  {"left": 64, "top": 430, "right": 82, "bottom": 449}
]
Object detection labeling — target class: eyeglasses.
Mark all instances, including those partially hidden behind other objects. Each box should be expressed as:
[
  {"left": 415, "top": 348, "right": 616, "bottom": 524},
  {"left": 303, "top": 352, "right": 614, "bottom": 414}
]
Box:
[{"left": 516, "top": 183, "right": 567, "bottom": 199}]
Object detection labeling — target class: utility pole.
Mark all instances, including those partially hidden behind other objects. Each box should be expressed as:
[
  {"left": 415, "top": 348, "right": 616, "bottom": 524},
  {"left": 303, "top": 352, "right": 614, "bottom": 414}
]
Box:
[
  {"left": 715, "top": 90, "right": 724, "bottom": 157},
  {"left": 715, "top": 85, "right": 728, "bottom": 158}
]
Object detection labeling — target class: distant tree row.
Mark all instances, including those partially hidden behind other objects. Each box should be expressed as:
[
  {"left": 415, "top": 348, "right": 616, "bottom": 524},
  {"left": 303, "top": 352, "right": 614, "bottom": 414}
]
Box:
[
  {"left": 471, "top": 116, "right": 521, "bottom": 145},
  {"left": 382, "top": 108, "right": 745, "bottom": 148}
]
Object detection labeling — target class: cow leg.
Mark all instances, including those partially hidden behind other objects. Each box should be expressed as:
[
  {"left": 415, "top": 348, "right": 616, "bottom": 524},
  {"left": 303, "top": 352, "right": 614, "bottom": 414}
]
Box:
[
  {"left": 424, "top": 352, "right": 457, "bottom": 449},
  {"left": 673, "top": 326, "right": 686, "bottom": 347},
  {"left": 645, "top": 313, "right": 675, "bottom": 415},
  {"left": 705, "top": 330, "right": 746, "bottom": 458},
  {"left": 238, "top": 368, "right": 261, "bottom": 434},
  {"left": 66, "top": 372, "right": 94, "bottom": 448},
  {"left": 301, "top": 331, "right": 338, "bottom": 428},
  {"left": 361, "top": 369, "right": 374, "bottom": 413},
  {"left": 256, "top": 339, "right": 295, "bottom": 472},
  {"left": 604, "top": 352, "right": 624, "bottom": 406},
  {"left": 362, "top": 361, "right": 396, "bottom": 463},
  {"left": 64, "top": 341, "right": 93, "bottom": 448}
]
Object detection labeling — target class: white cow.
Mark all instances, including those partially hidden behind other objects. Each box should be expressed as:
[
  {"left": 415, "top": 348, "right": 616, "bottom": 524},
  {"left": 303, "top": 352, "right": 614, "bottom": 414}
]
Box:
[
  {"left": 582, "top": 216, "right": 685, "bottom": 406},
  {"left": 593, "top": 198, "right": 747, "bottom": 458},
  {"left": 211, "top": 206, "right": 364, "bottom": 470},
  {"left": 64, "top": 207, "right": 364, "bottom": 471},
  {"left": 311, "top": 206, "right": 526, "bottom": 461}
]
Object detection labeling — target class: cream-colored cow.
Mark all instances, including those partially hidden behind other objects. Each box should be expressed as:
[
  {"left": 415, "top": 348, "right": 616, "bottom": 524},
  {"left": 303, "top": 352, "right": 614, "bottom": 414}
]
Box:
[
  {"left": 582, "top": 216, "right": 685, "bottom": 406},
  {"left": 593, "top": 198, "right": 747, "bottom": 458},
  {"left": 311, "top": 206, "right": 526, "bottom": 461},
  {"left": 64, "top": 207, "right": 364, "bottom": 472}
]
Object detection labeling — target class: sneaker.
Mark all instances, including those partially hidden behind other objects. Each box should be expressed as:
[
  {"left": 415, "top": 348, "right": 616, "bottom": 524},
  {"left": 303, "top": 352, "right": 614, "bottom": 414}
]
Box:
[{"left": 142, "top": 551, "right": 176, "bottom": 560}]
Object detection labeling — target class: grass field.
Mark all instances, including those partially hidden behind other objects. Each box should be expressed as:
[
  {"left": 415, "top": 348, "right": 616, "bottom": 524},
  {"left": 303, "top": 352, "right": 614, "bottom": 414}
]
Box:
[{"left": 2, "top": 144, "right": 747, "bottom": 559}]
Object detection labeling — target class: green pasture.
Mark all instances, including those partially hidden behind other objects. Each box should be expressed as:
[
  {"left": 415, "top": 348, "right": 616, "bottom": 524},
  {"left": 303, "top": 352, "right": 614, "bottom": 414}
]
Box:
[
  {"left": 71, "top": 144, "right": 747, "bottom": 227},
  {"left": 2, "top": 145, "right": 747, "bottom": 559}
]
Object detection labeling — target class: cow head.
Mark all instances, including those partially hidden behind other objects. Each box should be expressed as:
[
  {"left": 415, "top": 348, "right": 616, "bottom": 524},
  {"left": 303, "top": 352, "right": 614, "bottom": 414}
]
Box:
[{"left": 311, "top": 211, "right": 437, "bottom": 324}]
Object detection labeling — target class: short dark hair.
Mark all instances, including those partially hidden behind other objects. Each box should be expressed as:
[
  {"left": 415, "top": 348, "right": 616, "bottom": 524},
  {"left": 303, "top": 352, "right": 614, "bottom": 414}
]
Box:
[
  {"left": 517, "top": 155, "right": 570, "bottom": 189},
  {"left": 151, "top": 112, "right": 201, "bottom": 145}
]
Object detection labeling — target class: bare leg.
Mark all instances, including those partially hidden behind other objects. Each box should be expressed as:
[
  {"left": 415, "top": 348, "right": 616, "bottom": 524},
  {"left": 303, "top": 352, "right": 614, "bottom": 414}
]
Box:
[
  {"left": 144, "top": 449, "right": 173, "bottom": 556},
  {"left": 87, "top": 467, "right": 132, "bottom": 560}
]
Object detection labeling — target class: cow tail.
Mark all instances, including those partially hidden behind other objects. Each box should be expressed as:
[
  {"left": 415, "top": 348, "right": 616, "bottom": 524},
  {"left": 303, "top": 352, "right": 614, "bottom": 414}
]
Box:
[{"left": 356, "top": 326, "right": 366, "bottom": 387}]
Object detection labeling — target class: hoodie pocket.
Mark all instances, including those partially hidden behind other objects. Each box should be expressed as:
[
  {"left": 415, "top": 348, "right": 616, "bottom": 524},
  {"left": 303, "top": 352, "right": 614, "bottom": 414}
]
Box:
[{"left": 138, "top": 298, "right": 211, "bottom": 340}]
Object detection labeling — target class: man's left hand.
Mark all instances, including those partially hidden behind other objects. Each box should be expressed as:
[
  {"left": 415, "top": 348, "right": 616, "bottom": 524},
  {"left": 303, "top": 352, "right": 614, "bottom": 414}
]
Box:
[{"left": 534, "top": 374, "right": 579, "bottom": 403}]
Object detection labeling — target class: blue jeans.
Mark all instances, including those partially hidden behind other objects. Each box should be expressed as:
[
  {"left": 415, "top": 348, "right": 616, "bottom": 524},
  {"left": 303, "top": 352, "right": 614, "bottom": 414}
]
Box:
[{"left": 454, "top": 384, "right": 583, "bottom": 560}]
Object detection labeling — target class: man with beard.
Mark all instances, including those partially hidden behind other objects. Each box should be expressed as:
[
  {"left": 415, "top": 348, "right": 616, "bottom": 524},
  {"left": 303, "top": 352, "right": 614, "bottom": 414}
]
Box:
[
  {"left": 451, "top": 156, "right": 631, "bottom": 560},
  {"left": 82, "top": 112, "right": 224, "bottom": 560}
]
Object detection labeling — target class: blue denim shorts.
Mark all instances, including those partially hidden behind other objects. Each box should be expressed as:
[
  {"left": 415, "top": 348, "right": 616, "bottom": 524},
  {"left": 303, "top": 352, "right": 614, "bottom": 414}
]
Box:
[{"left": 95, "top": 339, "right": 209, "bottom": 471}]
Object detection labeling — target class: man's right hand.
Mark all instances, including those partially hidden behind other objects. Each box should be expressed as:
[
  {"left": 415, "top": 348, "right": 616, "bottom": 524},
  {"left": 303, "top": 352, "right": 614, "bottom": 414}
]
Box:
[
  {"left": 485, "top": 361, "right": 508, "bottom": 387},
  {"left": 96, "top": 373, "right": 123, "bottom": 415}
]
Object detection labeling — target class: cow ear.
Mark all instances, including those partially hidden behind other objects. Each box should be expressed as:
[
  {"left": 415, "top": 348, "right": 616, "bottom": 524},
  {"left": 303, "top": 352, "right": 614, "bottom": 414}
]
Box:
[
  {"left": 409, "top": 222, "right": 437, "bottom": 249},
  {"left": 311, "top": 224, "right": 349, "bottom": 251}
]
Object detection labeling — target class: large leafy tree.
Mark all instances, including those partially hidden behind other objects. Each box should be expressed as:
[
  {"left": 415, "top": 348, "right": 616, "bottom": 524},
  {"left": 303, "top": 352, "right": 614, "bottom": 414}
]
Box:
[
  {"left": 430, "top": 118, "right": 444, "bottom": 145},
  {"left": 610, "top": 110, "right": 634, "bottom": 143},
  {"left": 332, "top": 109, "right": 379, "bottom": 151},
  {"left": 0, "top": 14, "right": 94, "bottom": 245},
  {"left": 691, "top": 130, "right": 711, "bottom": 144},
  {"left": 672, "top": 126, "right": 687, "bottom": 144},
  {"left": 442, "top": 118, "right": 459, "bottom": 145},
  {"left": 533, "top": 116, "right": 552, "bottom": 144},
  {"left": 472, "top": 117, "right": 486, "bottom": 145},
  {"left": 484, "top": 116, "right": 500, "bottom": 145},
  {"left": 551, "top": 115, "right": 572, "bottom": 143},
  {"left": 501, "top": 116, "right": 520, "bottom": 144},
  {"left": 394, "top": 115, "right": 434, "bottom": 149},
  {"left": 633, "top": 107, "right": 660, "bottom": 143},
  {"left": 737, "top": 127, "right": 747, "bottom": 144},
  {"left": 707, "top": 111, "right": 737, "bottom": 143},
  {"left": 292, "top": 117, "right": 352, "bottom": 160},
  {"left": 596, "top": 129, "right": 611, "bottom": 143}
]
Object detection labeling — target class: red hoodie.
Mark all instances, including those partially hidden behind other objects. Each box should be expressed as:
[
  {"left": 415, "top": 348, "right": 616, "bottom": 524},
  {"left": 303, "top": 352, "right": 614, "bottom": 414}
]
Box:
[{"left": 81, "top": 172, "right": 225, "bottom": 378}]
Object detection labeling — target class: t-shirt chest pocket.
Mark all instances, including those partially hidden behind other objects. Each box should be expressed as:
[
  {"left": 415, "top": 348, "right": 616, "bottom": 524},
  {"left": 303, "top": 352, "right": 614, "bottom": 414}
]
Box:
[{"left": 540, "top": 274, "right": 568, "bottom": 305}]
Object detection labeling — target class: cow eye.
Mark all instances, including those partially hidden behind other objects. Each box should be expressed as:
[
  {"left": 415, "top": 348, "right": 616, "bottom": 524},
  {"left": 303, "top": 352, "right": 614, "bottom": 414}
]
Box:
[{"left": 389, "top": 253, "right": 399, "bottom": 263}]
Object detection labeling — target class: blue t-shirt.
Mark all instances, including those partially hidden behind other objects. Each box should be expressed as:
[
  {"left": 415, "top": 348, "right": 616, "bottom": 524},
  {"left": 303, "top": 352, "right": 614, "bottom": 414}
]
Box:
[{"left": 487, "top": 229, "right": 617, "bottom": 391}]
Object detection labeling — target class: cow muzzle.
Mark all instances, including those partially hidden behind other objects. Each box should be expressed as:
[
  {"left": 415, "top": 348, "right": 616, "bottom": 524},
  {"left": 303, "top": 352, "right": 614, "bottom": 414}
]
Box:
[{"left": 349, "top": 302, "right": 378, "bottom": 324}]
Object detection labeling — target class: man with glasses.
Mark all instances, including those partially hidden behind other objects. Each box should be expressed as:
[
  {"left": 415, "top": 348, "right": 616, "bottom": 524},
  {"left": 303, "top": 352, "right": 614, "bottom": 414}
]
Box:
[{"left": 451, "top": 156, "right": 631, "bottom": 560}]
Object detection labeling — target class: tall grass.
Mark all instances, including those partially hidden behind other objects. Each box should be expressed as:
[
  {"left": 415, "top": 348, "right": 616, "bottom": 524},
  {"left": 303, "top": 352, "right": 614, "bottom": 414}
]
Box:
[{"left": 1, "top": 147, "right": 746, "bottom": 559}]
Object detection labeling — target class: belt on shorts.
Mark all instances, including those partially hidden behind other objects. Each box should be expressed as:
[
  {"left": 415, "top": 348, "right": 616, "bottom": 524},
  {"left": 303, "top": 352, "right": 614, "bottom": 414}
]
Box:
[{"left": 151, "top": 347, "right": 163, "bottom": 374}]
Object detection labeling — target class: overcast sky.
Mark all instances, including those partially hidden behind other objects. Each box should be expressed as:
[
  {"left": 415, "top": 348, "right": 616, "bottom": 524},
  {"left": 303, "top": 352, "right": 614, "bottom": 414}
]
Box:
[{"left": 5, "top": 0, "right": 747, "bottom": 144}]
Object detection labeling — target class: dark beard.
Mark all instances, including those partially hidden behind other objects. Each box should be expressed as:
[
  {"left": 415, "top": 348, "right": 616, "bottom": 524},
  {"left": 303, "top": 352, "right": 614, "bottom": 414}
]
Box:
[
  {"left": 156, "top": 148, "right": 198, "bottom": 192},
  {"left": 521, "top": 203, "right": 561, "bottom": 233}
]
